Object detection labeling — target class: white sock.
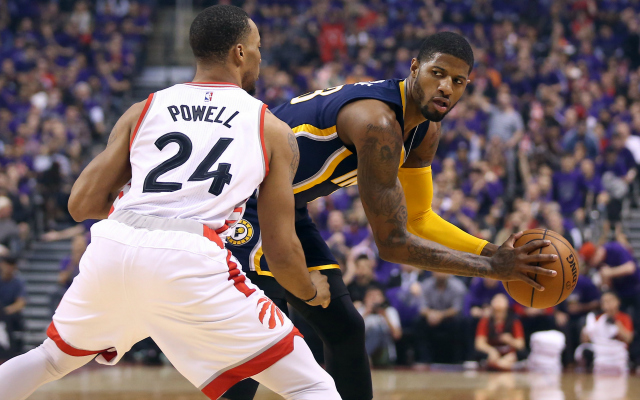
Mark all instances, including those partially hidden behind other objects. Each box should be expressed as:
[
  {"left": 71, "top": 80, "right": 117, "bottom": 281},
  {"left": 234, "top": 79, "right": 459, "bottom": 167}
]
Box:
[{"left": 0, "top": 338, "right": 94, "bottom": 400}]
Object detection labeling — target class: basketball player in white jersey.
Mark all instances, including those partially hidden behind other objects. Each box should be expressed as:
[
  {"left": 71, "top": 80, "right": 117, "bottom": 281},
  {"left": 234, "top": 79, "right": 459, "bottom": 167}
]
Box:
[{"left": 0, "top": 5, "right": 340, "bottom": 400}]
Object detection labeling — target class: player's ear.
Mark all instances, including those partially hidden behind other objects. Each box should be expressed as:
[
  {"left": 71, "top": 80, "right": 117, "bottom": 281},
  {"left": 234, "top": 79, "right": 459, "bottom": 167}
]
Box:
[
  {"left": 232, "top": 44, "right": 244, "bottom": 65},
  {"left": 410, "top": 58, "right": 419, "bottom": 78}
]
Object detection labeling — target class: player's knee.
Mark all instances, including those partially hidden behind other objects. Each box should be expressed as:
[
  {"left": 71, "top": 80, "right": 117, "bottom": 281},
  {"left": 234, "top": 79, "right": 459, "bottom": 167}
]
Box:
[
  {"left": 41, "top": 338, "right": 89, "bottom": 380},
  {"left": 290, "top": 375, "right": 340, "bottom": 400}
]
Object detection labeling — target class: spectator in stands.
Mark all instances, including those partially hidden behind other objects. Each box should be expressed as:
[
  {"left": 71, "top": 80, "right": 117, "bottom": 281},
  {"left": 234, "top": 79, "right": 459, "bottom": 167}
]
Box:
[
  {"left": 552, "top": 153, "right": 584, "bottom": 220},
  {"left": 345, "top": 253, "right": 378, "bottom": 305},
  {"left": 414, "top": 272, "right": 467, "bottom": 364},
  {"left": 474, "top": 294, "right": 526, "bottom": 371},
  {"left": 554, "top": 269, "right": 601, "bottom": 366},
  {"left": 321, "top": 210, "right": 349, "bottom": 258},
  {"left": 474, "top": 91, "right": 524, "bottom": 198},
  {"left": 50, "top": 234, "right": 87, "bottom": 313},
  {"left": 580, "top": 241, "right": 640, "bottom": 363},
  {"left": 0, "top": 256, "right": 26, "bottom": 358},
  {"left": 465, "top": 278, "right": 507, "bottom": 319},
  {"left": 580, "top": 241, "right": 640, "bottom": 316},
  {"left": 562, "top": 119, "right": 599, "bottom": 159},
  {"left": 593, "top": 292, "right": 633, "bottom": 346},
  {"left": 0, "top": 197, "right": 22, "bottom": 257},
  {"left": 579, "top": 158, "right": 608, "bottom": 220},
  {"left": 358, "top": 286, "right": 402, "bottom": 366},
  {"left": 580, "top": 291, "right": 634, "bottom": 372}
]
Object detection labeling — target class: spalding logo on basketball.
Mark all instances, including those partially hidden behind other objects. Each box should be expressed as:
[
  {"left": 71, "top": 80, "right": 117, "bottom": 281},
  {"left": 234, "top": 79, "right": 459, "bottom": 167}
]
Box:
[
  {"left": 256, "top": 297, "right": 285, "bottom": 330},
  {"left": 227, "top": 219, "right": 253, "bottom": 246}
]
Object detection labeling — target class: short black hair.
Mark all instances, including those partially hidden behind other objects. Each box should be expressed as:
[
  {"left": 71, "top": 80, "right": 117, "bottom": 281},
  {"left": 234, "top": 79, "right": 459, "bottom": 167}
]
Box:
[
  {"left": 417, "top": 32, "right": 474, "bottom": 73},
  {"left": 189, "top": 5, "right": 251, "bottom": 64}
]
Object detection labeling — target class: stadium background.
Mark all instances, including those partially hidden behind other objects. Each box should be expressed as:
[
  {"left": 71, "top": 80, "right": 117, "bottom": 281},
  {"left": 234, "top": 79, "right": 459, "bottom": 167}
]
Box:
[{"left": 2, "top": 0, "right": 640, "bottom": 398}]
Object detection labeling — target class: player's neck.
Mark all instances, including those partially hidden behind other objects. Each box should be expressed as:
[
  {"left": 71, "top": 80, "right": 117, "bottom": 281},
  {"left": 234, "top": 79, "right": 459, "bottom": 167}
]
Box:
[
  {"left": 192, "top": 64, "right": 242, "bottom": 87},
  {"left": 403, "top": 76, "right": 427, "bottom": 134}
]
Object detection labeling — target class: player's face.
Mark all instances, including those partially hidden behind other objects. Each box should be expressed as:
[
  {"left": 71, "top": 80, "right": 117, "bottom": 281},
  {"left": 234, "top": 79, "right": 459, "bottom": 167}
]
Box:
[
  {"left": 410, "top": 53, "right": 470, "bottom": 122},
  {"left": 240, "top": 19, "right": 261, "bottom": 96}
]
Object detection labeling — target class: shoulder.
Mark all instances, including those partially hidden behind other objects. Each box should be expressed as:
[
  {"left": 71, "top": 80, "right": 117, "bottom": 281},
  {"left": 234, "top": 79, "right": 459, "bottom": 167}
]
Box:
[
  {"left": 120, "top": 98, "right": 149, "bottom": 127},
  {"left": 263, "top": 108, "right": 292, "bottom": 135},
  {"left": 338, "top": 98, "right": 398, "bottom": 128},
  {"left": 262, "top": 109, "right": 295, "bottom": 156},
  {"left": 616, "top": 312, "right": 633, "bottom": 327}
]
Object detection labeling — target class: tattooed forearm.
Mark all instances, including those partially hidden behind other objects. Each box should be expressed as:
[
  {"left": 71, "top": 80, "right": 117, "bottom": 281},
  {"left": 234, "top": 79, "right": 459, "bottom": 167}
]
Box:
[
  {"left": 480, "top": 243, "right": 499, "bottom": 257},
  {"left": 406, "top": 236, "right": 492, "bottom": 277},
  {"left": 287, "top": 131, "right": 300, "bottom": 182},
  {"left": 357, "top": 118, "right": 494, "bottom": 278}
]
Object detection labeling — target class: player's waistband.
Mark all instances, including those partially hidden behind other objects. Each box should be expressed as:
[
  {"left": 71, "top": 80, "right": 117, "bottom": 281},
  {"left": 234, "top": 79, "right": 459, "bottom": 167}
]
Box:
[{"left": 108, "top": 210, "right": 224, "bottom": 249}]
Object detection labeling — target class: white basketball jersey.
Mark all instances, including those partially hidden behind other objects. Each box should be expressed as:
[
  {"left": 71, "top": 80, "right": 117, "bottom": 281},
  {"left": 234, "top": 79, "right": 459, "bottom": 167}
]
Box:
[{"left": 113, "top": 82, "right": 267, "bottom": 236}]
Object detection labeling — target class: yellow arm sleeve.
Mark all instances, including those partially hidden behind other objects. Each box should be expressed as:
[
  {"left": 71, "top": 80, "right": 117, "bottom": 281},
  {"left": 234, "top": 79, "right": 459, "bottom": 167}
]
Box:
[{"left": 397, "top": 166, "right": 489, "bottom": 255}]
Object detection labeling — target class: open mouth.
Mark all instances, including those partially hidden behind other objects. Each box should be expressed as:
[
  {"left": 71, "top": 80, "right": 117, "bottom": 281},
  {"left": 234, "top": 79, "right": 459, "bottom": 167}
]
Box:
[{"left": 432, "top": 97, "right": 450, "bottom": 113}]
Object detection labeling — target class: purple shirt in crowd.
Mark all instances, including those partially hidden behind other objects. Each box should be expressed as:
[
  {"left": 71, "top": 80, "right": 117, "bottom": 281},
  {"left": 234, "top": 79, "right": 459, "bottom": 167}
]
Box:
[
  {"left": 603, "top": 241, "right": 640, "bottom": 298},
  {"left": 552, "top": 169, "right": 583, "bottom": 216},
  {"left": 463, "top": 277, "right": 507, "bottom": 316},
  {"left": 559, "top": 275, "right": 600, "bottom": 317}
]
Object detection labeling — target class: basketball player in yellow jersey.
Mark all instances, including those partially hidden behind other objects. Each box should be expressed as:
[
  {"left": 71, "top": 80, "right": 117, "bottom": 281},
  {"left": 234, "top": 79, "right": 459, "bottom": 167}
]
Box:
[{"left": 224, "top": 32, "right": 558, "bottom": 400}]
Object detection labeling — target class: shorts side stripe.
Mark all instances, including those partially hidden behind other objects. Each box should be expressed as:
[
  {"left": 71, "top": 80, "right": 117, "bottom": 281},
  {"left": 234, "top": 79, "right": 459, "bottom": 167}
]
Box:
[
  {"left": 46, "top": 322, "right": 117, "bottom": 361},
  {"left": 200, "top": 327, "right": 302, "bottom": 399}
]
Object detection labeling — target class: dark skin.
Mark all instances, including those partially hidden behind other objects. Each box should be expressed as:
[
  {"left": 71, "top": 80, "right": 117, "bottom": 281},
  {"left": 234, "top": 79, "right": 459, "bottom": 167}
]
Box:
[
  {"left": 336, "top": 53, "right": 556, "bottom": 289},
  {"left": 67, "top": 19, "right": 330, "bottom": 307}
]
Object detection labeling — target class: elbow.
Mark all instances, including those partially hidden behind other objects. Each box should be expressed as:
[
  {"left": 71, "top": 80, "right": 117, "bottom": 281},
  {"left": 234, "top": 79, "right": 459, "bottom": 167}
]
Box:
[
  {"left": 68, "top": 191, "right": 92, "bottom": 222},
  {"left": 377, "top": 244, "right": 403, "bottom": 264},
  {"left": 376, "top": 232, "right": 411, "bottom": 264}
]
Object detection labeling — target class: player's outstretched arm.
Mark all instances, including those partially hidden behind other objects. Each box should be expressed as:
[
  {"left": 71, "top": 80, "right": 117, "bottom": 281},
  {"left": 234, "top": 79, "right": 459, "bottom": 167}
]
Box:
[
  {"left": 68, "top": 101, "right": 144, "bottom": 221},
  {"left": 337, "top": 101, "right": 556, "bottom": 289},
  {"left": 400, "top": 121, "right": 500, "bottom": 256},
  {"left": 258, "top": 111, "right": 330, "bottom": 307}
]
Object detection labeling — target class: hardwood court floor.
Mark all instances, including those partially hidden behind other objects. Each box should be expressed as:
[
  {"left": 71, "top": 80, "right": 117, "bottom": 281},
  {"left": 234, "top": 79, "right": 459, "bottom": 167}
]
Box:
[{"left": 29, "top": 365, "right": 640, "bottom": 400}]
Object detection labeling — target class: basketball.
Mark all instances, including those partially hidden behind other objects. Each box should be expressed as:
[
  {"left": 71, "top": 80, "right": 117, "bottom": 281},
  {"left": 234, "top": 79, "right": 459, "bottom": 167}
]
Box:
[{"left": 503, "top": 229, "right": 580, "bottom": 309}]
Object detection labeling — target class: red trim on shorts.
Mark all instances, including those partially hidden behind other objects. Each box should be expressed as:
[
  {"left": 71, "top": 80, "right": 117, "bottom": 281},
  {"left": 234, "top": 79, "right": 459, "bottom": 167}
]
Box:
[
  {"left": 226, "top": 250, "right": 256, "bottom": 297},
  {"left": 203, "top": 225, "right": 224, "bottom": 249},
  {"left": 259, "top": 104, "right": 269, "bottom": 178},
  {"left": 129, "top": 93, "right": 154, "bottom": 150},
  {"left": 201, "top": 328, "right": 302, "bottom": 400},
  {"left": 214, "top": 223, "right": 229, "bottom": 234},
  {"left": 47, "top": 322, "right": 117, "bottom": 361}
]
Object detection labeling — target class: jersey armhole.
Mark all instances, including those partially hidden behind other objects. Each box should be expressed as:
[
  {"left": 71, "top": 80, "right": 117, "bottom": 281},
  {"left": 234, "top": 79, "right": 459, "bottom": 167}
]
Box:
[
  {"left": 259, "top": 103, "right": 269, "bottom": 178},
  {"left": 129, "top": 93, "right": 155, "bottom": 150}
]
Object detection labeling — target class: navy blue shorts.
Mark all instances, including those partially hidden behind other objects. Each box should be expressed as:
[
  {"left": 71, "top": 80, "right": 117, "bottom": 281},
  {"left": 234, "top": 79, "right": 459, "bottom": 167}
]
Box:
[{"left": 227, "top": 195, "right": 340, "bottom": 277}]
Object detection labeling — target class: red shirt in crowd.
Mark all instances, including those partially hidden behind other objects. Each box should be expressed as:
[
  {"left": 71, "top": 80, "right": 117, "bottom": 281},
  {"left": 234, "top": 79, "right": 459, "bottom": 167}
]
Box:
[{"left": 476, "top": 315, "right": 525, "bottom": 355}]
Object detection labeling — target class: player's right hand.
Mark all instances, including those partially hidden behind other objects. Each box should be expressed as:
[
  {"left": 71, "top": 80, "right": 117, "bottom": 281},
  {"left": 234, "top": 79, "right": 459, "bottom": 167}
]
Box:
[
  {"left": 489, "top": 231, "right": 557, "bottom": 291},
  {"left": 306, "top": 270, "right": 331, "bottom": 308}
]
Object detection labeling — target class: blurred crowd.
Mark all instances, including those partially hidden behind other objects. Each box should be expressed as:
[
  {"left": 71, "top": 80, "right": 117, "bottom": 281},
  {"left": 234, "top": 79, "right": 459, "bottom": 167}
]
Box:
[
  {"left": 0, "top": 0, "right": 152, "bottom": 358},
  {"left": 3, "top": 0, "right": 640, "bottom": 372}
]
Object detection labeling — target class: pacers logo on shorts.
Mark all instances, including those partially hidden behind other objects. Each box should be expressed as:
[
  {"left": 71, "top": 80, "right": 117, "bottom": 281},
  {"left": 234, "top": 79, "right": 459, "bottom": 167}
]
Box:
[
  {"left": 256, "top": 297, "right": 285, "bottom": 330},
  {"left": 227, "top": 219, "right": 253, "bottom": 246}
]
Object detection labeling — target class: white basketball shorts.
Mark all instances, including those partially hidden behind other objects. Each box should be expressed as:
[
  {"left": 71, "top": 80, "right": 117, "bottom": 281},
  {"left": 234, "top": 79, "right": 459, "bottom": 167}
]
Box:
[{"left": 48, "top": 215, "right": 301, "bottom": 399}]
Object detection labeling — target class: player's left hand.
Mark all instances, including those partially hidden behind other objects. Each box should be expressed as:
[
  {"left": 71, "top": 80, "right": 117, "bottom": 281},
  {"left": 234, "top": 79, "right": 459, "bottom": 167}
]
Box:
[{"left": 306, "top": 271, "right": 331, "bottom": 308}]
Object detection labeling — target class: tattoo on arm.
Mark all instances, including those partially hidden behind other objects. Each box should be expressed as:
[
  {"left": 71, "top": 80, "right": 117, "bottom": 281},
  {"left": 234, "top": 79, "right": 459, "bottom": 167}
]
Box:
[
  {"left": 358, "top": 120, "right": 492, "bottom": 277},
  {"left": 288, "top": 131, "right": 299, "bottom": 182}
]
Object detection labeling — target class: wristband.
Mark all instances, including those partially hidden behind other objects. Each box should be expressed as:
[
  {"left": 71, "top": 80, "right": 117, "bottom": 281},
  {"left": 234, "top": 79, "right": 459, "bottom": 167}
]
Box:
[{"left": 302, "top": 287, "right": 318, "bottom": 303}]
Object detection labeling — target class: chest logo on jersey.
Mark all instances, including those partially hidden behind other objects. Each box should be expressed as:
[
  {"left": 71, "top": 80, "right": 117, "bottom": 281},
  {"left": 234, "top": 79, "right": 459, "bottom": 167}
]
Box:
[
  {"left": 167, "top": 105, "right": 239, "bottom": 128},
  {"left": 227, "top": 219, "right": 254, "bottom": 246}
]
